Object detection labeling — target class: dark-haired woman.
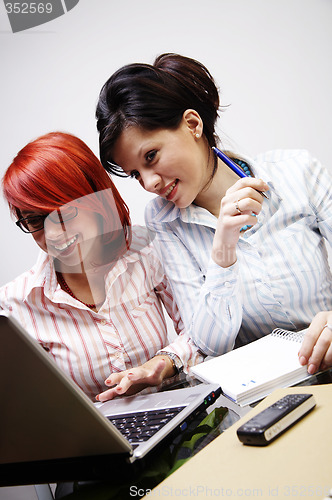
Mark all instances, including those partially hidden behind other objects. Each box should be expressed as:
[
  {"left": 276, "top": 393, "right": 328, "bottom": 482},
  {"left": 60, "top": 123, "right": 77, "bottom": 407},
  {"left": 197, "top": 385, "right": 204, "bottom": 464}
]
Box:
[
  {"left": 96, "top": 53, "right": 332, "bottom": 375},
  {"left": 0, "top": 132, "right": 203, "bottom": 401}
]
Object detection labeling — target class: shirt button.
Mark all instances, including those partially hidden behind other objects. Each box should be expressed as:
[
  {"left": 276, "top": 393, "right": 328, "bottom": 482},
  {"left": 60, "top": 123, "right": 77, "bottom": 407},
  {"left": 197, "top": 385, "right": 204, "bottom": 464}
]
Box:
[
  {"left": 224, "top": 281, "right": 231, "bottom": 288},
  {"left": 99, "top": 319, "right": 107, "bottom": 326}
]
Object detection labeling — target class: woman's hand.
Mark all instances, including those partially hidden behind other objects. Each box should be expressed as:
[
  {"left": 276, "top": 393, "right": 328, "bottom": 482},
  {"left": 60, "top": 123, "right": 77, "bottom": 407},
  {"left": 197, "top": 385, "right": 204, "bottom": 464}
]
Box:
[
  {"left": 212, "top": 177, "right": 269, "bottom": 268},
  {"left": 95, "top": 355, "right": 176, "bottom": 402},
  {"left": 298, "top": 312, "right": 332, "bottom": 374}
]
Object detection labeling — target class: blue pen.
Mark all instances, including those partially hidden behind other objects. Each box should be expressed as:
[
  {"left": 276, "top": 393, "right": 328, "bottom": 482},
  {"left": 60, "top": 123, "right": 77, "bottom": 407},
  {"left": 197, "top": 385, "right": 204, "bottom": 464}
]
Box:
[{"left": 212, "top": 147, "right": 268, "bottom": 199}]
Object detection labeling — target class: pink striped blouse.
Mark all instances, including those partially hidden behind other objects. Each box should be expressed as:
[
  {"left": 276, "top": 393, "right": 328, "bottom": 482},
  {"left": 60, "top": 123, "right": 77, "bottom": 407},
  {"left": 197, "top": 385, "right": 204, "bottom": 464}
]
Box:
[{"left": 0, "top": 227, "right": 203, "bottom": 399}]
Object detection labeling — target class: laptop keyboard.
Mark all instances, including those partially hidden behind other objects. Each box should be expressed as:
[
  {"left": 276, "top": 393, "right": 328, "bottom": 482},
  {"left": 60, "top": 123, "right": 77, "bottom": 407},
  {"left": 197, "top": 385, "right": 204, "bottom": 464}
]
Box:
[{"left": 108, "top": 406, "right": 185, "bottom": 446}]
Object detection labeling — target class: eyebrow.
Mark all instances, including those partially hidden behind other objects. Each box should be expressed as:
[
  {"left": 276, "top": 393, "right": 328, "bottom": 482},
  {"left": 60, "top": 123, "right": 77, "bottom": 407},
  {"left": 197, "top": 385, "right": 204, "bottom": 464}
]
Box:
[
  {"left": 20, "top": 212, "right": 41, "bottom": 217},
  {"left": 20, "top": 211, "right": 47, "bottom": 219},
  {"left": 137, "top": 139, "right": 157, "bottom": 159}
]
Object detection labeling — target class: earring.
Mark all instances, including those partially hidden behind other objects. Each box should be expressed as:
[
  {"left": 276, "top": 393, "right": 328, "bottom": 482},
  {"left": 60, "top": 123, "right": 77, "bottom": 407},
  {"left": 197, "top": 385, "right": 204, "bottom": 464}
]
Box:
[{"left": 195, "top": 133, "right": 200, "bottom": 138}]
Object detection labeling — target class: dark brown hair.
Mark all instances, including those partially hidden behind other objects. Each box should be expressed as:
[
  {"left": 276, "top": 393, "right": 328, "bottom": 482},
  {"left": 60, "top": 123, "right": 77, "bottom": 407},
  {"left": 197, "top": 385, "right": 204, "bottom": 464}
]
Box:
[{"left": 96, "top": 53, "right": 220, "bottom": 176}]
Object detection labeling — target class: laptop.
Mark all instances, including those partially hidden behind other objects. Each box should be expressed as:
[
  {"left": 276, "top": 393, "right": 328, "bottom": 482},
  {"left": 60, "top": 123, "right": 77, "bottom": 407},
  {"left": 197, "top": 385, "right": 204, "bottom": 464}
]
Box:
[{"left": 0, "top": 315, "right": 221, "bottom": 486}]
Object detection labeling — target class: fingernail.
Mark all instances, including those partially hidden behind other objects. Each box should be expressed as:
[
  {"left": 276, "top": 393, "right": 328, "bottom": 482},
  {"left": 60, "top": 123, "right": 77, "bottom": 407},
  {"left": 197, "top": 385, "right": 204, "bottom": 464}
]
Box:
[
  {"left": 308, "top": 364, "right": 316, "bottom": 375},
  {"left": 95, "top": 395, "right": 99, "bottom": 401},
  {"left": 299, "top": 356, "right": 307, "bottom": 365}
]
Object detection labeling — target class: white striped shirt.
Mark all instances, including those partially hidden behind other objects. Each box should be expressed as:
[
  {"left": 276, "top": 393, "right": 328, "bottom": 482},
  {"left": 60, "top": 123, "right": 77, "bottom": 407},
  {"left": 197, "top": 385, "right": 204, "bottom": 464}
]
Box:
[
  {"left": 145, "top": 150, "right": 332, "bottom": 356},
  {"left": 0, "top": 226, "right": 203, "bottom": 399}
]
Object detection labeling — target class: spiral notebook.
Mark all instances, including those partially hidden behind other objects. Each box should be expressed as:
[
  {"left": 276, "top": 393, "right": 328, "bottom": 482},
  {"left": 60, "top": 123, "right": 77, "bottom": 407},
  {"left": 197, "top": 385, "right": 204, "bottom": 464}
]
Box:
[{"left": 191, "top": 329, "right": 312, "bottom": 406}]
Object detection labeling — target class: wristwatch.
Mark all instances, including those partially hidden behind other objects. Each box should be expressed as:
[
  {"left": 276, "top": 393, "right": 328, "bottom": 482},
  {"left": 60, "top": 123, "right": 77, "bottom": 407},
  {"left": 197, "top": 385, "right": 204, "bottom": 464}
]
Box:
[{"left": 157, "top": 351, "right": 184, "bottom": 375}]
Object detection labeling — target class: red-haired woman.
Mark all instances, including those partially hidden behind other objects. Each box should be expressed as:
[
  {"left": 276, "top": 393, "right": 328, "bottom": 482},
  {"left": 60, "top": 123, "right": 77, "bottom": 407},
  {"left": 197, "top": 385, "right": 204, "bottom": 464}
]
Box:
[{"left": 0, "top": 132, "right": 203, "bottom": 401}]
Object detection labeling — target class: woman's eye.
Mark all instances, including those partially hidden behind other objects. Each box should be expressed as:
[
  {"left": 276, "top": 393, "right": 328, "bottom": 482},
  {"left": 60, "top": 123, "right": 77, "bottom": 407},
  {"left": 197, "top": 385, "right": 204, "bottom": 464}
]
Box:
[
  {"left": 29, "top": 218, "right": 43, "bottom": 228},
  {"left": 145, "top": 150, "right": 157, "bottom": 163}
]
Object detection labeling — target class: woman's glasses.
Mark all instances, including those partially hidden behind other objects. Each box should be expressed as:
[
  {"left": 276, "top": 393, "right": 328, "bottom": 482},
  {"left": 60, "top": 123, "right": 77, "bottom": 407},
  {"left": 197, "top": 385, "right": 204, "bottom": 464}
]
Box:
[{"left": 16, "top": 206, "right": 78, "bottom": 233}]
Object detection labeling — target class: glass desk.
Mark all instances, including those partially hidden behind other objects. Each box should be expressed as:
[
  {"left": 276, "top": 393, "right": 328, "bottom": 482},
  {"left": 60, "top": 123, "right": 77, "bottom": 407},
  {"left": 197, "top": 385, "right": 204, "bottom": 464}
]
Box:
[{"left": 53, "top": 367, "right": 332, "bottom": 499}]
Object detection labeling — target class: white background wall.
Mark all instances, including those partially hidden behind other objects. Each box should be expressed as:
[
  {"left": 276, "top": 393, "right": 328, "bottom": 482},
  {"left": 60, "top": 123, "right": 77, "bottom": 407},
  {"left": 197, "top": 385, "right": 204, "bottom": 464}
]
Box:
[
  {"left": 1, "top": 0, "right": 332, "bottom": 287},
  {"left": 0, "top": 1, "right": 331, "bottom": 498}
]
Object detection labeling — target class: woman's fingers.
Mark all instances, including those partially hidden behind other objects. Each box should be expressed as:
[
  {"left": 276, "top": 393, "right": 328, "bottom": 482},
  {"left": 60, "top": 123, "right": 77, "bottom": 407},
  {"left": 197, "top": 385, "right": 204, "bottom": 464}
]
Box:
[
  {"left": 96, "top": 358, "right": 167, "bottom": 402},
  {"left": 226, "top": 177, "right": 269, "bottom": 197},
  {"left": 299, "top": 313, "right": 332, "bottom": 374}
]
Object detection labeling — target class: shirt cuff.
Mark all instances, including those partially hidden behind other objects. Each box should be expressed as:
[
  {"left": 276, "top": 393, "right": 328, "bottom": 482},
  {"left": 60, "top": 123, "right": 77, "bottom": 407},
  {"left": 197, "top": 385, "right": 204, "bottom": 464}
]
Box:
[
  {"left": 203, "top": 258, "right": 239, "bottom": 296},
  {"left": 156, "top": 342, "right": 205, "bottom": 374}
]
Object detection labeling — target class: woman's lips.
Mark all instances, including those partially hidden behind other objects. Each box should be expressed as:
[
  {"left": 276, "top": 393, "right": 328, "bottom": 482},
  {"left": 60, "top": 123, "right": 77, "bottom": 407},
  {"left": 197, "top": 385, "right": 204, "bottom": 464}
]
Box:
[
  {"left": 49, "top": 234, "right": 78, "bottom": 255},
  {"left": 161, "top": 179, "right": 179, "bottom": 200}
]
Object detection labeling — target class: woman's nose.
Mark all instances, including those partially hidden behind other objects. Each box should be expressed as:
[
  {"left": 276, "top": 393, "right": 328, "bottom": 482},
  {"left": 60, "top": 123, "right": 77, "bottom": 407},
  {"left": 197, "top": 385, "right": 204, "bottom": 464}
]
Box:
[
  {"left": 141, "top": 171, "right": 162, "bottom": 193},
  {"left": 44, "top": 218, "right": 68, "bottom": 240}
]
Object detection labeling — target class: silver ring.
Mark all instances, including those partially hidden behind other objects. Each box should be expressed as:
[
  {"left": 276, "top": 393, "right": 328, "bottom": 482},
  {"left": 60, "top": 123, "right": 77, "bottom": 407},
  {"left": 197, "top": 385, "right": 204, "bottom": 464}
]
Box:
[
  {"left": 235, "top": 200, "right": 242, "bottom": 214},
  {"left": 323, "top": 323, "right": 332, "bottom": 331}
]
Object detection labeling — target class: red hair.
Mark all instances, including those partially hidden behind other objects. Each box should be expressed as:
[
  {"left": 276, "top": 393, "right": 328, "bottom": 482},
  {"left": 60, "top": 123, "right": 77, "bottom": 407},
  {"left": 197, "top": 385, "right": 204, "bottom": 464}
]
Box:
[{"left": 2, "top": 132, "right": 131, "bottom": 246}]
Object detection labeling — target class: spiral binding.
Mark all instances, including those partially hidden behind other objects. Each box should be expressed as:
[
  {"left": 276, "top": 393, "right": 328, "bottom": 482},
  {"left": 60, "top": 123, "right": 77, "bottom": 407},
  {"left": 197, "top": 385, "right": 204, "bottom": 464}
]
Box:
[{"left": 271, "top": 328, "right": 304, "bottom": 343}]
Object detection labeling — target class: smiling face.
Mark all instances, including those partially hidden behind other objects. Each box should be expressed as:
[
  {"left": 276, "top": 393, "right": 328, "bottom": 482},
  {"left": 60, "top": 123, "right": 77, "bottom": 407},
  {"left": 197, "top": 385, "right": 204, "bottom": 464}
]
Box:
[
  {"left": 20, "top": 189, "right": 128, "bottom": 275},
  {"left": 112, "top": 110, "right": 213, "bottom": 209},
  {"left": 25, "top": 202, "right": 103, "bottom": 273},
  {"left": 45, "top": 205, "right": 103, "bottom": 272}
]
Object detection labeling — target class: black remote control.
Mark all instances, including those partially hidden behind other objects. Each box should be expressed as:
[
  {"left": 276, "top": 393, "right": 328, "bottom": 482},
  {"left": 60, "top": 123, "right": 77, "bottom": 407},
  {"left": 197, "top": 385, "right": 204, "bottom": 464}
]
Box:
[{"left": 237, "top": 393, "right": 316, "bottom": 446}]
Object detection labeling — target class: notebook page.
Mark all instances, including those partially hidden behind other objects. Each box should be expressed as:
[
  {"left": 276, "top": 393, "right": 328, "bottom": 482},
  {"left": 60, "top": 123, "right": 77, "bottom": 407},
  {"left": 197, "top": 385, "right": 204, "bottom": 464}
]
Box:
[{"left": 191, "top": 329, "right": 307, "bottom": 401}]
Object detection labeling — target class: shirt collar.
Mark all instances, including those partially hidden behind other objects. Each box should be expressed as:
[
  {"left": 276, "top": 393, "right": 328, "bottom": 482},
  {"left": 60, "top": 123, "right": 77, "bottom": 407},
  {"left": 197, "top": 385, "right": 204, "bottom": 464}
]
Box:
[
  {"left": 104, "top": 226, "right": 154, "bottom": 287},
  {"left": 24, "top": 227, "right": 153, "bottom": 302},
  {"left": 22, "top": 251, "right": 60, "bottom": 302}
]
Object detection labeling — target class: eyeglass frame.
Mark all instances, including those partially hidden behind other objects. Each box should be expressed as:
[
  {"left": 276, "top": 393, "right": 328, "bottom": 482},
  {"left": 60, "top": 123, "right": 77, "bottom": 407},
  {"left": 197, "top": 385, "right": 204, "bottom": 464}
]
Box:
[{"left": 15, "top": 206, "right": 79, "bottom": 234}]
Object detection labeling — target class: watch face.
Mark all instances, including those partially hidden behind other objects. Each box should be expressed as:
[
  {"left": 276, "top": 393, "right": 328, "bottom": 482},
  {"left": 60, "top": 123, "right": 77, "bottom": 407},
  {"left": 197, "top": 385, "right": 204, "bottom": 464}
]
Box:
[{"left": 171, "top": 354, "right": 183, "bottom": 374}]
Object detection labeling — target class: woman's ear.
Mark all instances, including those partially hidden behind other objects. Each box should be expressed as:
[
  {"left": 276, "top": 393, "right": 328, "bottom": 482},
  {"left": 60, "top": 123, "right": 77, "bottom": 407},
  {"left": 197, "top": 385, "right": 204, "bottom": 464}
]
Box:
[{"left": 182, "top": 109, "right": 203, "bottom": 139}]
